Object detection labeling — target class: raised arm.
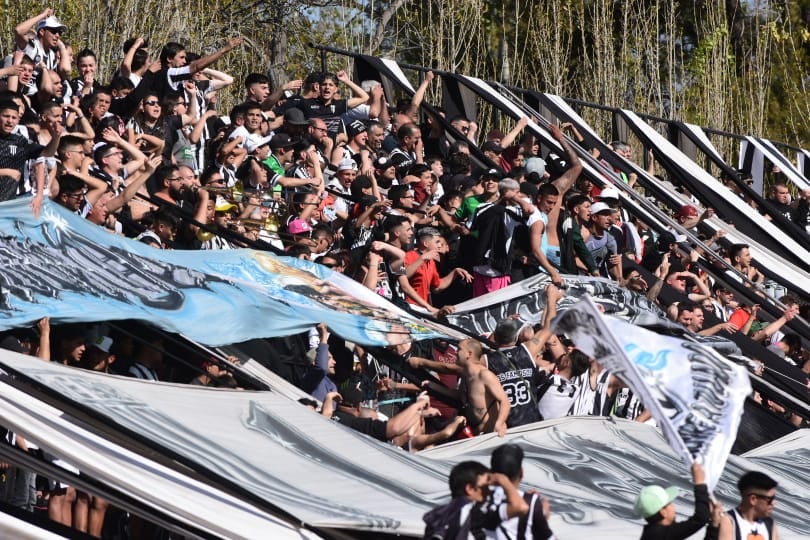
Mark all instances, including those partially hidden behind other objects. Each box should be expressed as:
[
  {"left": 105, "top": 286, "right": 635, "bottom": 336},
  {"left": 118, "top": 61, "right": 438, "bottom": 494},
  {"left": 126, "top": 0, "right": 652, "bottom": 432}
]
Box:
[
  {"left": 499, "top": 116, "right": 529, "bottom": 149},
  {"left": 336, "top": 70, "right": 369, "bottom": 110},
  {"left": 36, "top": 317, "right": 50, "bottom": 361},
  {"left": 367, "top": 84, "right": 384, "bottom": 120},
  {"left": 101, "top": 127, "right": 147, "bottom": 176},
  {"left": 14, "top": 8, "right": 51, "bottom": 50},
  {"left": 371, "top": 240, "right": 406, "bottom": 274},
  {"left": 666, "top": 463, "right": 711, "bottom": 538},
  {"left": 751, "top": 304, "right": 796, "bottom": 342},
  {"left": 490, "top": 473, "right": 530, "bottom": 519},
  {"left": 72, "top": 168, "right": 110, "bottom": 206},
  {"left": 4, "top": 51, "right": 26, "bottom": 93},
  {"left": 63, "top": 100, "right": 95, "bottom": 139},
  {"left": 549, "top": 124, "right": 583, "bottom": 195},
  {"left": 107, "top": 154, "right": 161, "bottom": 213},
  {"left": 187, "top": 37, "right": 243, "bottom": 74},
  {"left": 404, "top": 71, "right": 434, "bottom": 121},
  {"left": 188, "top": 109, "right": 217, "bottom": 145},
  {"left": 407, "top": 355, "right": 463, "bottom": 375},
  {"left": 119, "top": 36, "right": 144, "bottom": 79},
  {"left": 200, "top": 67, "right": 234, "bottom": 91}
]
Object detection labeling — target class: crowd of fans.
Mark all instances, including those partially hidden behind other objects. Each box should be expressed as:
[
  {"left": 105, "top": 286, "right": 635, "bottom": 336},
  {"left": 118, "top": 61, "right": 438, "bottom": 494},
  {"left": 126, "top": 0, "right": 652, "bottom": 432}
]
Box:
[{"left": 0, "top": 8, "right": 808, "bottom": 539}]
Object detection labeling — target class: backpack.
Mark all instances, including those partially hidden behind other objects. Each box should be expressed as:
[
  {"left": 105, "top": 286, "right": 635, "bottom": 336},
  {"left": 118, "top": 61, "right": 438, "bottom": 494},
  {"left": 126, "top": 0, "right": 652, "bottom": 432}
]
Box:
[{"left": 423, "top": 497, "right": 473, "bottom": 540}]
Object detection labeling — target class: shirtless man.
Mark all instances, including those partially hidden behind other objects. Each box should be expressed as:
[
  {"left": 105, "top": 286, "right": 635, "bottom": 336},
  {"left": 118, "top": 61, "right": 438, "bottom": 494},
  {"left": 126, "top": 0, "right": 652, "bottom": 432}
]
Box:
[{"left": 410, "top": 339, "right": 511, "bottom": 437}]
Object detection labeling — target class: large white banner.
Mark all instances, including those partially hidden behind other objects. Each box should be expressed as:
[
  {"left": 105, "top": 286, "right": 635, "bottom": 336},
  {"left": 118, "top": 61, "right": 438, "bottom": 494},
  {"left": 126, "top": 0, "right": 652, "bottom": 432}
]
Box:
[{"left": 552, "top": 297, "right": 752, "bottom": 490}]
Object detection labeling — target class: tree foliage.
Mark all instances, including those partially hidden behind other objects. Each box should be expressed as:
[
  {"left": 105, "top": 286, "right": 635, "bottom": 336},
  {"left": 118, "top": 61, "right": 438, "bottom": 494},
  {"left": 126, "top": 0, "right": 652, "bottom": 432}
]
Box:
[{"left": 2, "top": 1, "right": 810, "bottom": 147}]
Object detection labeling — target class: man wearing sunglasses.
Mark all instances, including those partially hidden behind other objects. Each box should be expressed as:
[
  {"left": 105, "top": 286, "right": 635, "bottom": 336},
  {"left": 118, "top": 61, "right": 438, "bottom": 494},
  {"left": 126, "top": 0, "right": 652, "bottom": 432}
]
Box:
[
  {"left": 14, "top": 10, "right": 71, "bottom": 83},
  {"left": 716, "top": 471, "right": 779, "bottom": 540}
]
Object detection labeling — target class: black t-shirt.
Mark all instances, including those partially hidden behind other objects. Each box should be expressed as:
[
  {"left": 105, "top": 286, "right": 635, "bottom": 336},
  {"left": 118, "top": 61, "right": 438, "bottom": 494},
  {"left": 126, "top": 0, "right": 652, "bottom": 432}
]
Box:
[
  {"left": 487, "top": 345, "right": 543, "bottom": 427},
  {"left": 299, "top": 98, "right": 349, "bottom": 137},
  {"left": 0, "top": 133, "right": 44, "bottom": 201},
  {"left": 331, "top": 410, "right": 388, "bottom": 442},
  {"left": 150, "top": 66, "right": 192, "bottom": 100},
  {"left": 766, "top": 199, "right": 793, "bottom": 221},
  {"left": 0, "top": 133, "right": 44, "bottom": 171}
]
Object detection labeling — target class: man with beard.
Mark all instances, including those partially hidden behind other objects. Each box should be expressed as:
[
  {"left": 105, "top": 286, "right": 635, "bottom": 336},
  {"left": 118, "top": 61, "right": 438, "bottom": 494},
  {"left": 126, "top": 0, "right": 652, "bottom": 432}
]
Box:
[{"left": 152, "top": 164, "right": 202, "bottom": 209}]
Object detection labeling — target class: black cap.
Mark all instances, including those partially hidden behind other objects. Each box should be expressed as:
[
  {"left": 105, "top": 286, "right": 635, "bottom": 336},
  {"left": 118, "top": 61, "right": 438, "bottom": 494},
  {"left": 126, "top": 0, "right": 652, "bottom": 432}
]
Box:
[
  {"left": 481, "top": 141, "right": 503, "bottom": 154},
  {"left": 374, "top": 155, "right": 395, "bottom": 169},
  {"left": 283, "top": 107, "right": 308, "bottom": 126},
  {"left": 480, "top": 168, "right": 503, "bottom": 181}
]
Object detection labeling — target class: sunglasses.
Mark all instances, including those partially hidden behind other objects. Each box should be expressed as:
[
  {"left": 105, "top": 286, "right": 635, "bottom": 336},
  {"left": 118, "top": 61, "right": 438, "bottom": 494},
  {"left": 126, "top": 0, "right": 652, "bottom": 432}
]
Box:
[
  {"left": 46, "top": 28, "right": 63, "bottom": 35},
  {"left": 751, "top": 493, "right": 776, "bottom": 504},
  {"left": 144, "top": 100, "right": 160, "bottom": 106}
]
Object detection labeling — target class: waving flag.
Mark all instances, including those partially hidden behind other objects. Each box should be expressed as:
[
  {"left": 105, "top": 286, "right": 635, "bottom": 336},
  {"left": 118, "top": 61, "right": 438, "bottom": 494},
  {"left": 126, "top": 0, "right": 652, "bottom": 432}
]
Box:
[
  {"left": 552, "top": 297, "right": 751, "bottom": 490},
  {"left": 0, "top": 199, "right": 455, "bottom": 346}
]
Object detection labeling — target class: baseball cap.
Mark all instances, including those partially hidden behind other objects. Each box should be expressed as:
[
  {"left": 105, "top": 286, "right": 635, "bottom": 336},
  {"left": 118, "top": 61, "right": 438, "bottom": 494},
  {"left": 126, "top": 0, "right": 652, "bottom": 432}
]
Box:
[
  {"left": 481, "top": 141, "right": 503, "bottom": 154},
  {"left": 283, "top": 107, "right": 308, "bottom": 126},
  {"left": 246, "top": 135, "right": 273, "bottom": 153},
  {"left": 268, "top": 133, "right": 298, "bottom": 149},
  {"left": 658, "top": 231, "right": 687, "bottom": 248},
  {"left": 524, "top": 156, "right": 546, "bottom": 177},
  {"left": 520, "top": 183, "right": 539, "bottom": 197},
  {"left": 36, "top": 16, "right": 67, "bottom": 33},
  {"left": 336, "top": 158, "right": 358, "bottom": 172},
  {"left": 591, "top": 202, "right": 613, "bottom": 215},
  {"left": 287, "top": 218, "right": 312, "bottom": 235},
  {"left": 634, "top": 485, "right": 679, "bottom": 518},
  {"left": 91, "top": 336, "right": 114, "bottom": 354},
  {"left": 480, "top": 168, "right": 503, "bottom": 181},
  {"left": 373, "top": 156, "right": 395, "bottom": 169},
  {"left": 599, "top": 187, "right": 621, "bottom": 201},
  {"left": 214, "top": 196, "right": 237, "bottom": 213}
]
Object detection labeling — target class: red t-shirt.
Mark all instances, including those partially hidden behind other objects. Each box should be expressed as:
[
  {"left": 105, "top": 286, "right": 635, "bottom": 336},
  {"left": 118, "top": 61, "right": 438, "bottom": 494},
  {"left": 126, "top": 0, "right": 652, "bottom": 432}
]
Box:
[{"left": 404, "top": 250, "right": 441, "bottom": 304}]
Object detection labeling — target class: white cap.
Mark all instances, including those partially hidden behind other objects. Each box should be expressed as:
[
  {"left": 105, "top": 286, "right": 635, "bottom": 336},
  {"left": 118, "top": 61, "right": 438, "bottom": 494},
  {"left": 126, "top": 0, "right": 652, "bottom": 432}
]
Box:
[
  {"left": 246, "top": 135, "right": 272, "bottom": 153},
  {"left": 599, "top": 187, "right": 621, "bottom": 200},
  {"left": 337, "top": 158, "right": 358, "bottom": 172},
  {"left": 36, "top": 16, "right": 67, "bottom": 32},
  {"left": 591, "top": 202, "right": 613, "bottom": 215}
]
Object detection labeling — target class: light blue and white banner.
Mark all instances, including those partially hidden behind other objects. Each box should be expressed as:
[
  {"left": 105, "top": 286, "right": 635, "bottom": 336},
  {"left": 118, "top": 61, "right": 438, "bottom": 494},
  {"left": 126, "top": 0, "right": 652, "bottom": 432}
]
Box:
[
  {"left": 552, "top": 297, "right": 751, "bottom": 490},
  {"left": 0, "top": 199, "right": 455, "bottom": 346}
]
